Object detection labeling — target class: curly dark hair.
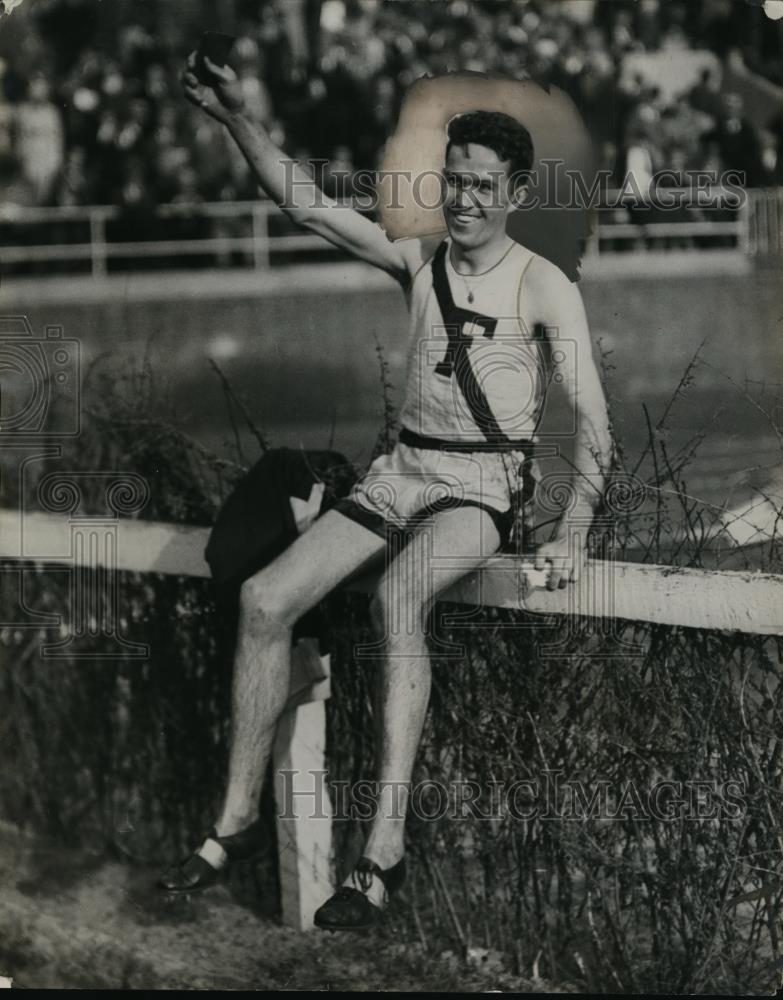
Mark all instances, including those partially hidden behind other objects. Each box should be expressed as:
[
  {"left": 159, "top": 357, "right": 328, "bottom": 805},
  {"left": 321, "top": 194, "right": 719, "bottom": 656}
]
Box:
[{"left": 446, "top": 110, "right": 535, "bottom": 184}]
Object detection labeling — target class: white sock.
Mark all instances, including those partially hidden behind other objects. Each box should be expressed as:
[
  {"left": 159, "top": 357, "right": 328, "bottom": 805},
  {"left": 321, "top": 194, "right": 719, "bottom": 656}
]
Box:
[{"left": 196, "top": 837, "right": 228, "bottom": 871}]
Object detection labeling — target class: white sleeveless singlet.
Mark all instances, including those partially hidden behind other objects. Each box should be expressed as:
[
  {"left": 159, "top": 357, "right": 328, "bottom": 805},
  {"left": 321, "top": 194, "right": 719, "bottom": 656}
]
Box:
[{"left": 399, "top": 236, "right": 544, "bottom": 447}]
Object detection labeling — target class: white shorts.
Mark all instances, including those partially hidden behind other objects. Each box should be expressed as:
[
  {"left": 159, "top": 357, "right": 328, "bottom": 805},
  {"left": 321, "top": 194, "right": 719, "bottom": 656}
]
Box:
[{"left": 333, "top": 434, "right": 540, "bottom": 548}]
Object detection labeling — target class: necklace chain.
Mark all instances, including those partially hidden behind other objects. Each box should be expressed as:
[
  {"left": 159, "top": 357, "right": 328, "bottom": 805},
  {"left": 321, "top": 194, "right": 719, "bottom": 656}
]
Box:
[{"left": 449, "top": 241, "right": 515, "bottom": 304}]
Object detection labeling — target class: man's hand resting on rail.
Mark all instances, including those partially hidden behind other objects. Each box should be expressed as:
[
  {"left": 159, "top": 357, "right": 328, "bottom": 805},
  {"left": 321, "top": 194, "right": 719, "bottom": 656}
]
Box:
[{"left": 532, "top": 531, "right": 588, "bottom": 591}]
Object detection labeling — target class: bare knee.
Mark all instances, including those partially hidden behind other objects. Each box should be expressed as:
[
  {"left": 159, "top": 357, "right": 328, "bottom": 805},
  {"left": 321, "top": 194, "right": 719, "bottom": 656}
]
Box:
[{"left": 239, "top": 571, "right": 297, "bottom": 631}]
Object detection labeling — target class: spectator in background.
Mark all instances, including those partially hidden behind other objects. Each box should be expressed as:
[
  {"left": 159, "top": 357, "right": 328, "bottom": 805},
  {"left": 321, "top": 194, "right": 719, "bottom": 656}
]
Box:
[
  {"left": 609, "top": 7, "right": 637, "bottom": 57},
  {"left": 574, "top": 53, "right": 616, "bottom": 147},
  {"left": 706, "top": 92, "right": 763, "bottom": 187},
  {"left": 653, "top": 144, "right": 696, "bottom": 248},
  {"left": 237, "top": 60, "right": 273, "bottom": 125},
  {"left": 15, "top": 73, "right": 64, "bottom": 204},
  {"left": 0, "top": 150, "right": 48, "bottom": 276},
  {"left": 2, "top": 0, "right": 781, "bottom": 215},
  {"left": 107, "top": 154, "right": 160, "bottom": 268},
  {"left": 623, "top": 84, "right": 665, "bottom": 159},
  {"left": 599, "top": 139, "right": 620, "bottom": 185},
  {"left": 115, "top": 97, "right": 153, "bottom": 158},
  {"left": 187, "top": 108, "right": 236, "bottom": 201},
  {"left": 614, "top": 70, "right": 646, "bottom": 150},
  {"left": 55, "top": 145, "right": 91, "bottom": 206},
  {"left": 658, "top": 100, "right": 712, "bottom": 164},
  {"left": 169, "top": 163, "right": 209, "bottom": 252},
  {"left": 699, "top": 0, "right": 739, "bottom": 59},
  {"left": 624, "top": 125, "right": 657, "bottom": 198},
  {"left": 659, "top": 1, "right": 691, "bottom": 51},
  {"left": 152, "top": 127, "right": 191, "bottom": 204},
  {"left": 117, "top": 155, "right": 153, "bottom": 219},
  {"left": 635, "top": 0, "right": 663, "bottom": 51},
  {"left": 355, "top": 73, "right": 397, "bottom": 168},
  {"left": 687, "top": 66, "right": 722, "bottom": 122},
  {"left": 696, "top": 137, "right": 726, "bottom": 181},
  {"left": 758, "top": 128, "right": 783, "bottom": 187},
  {"left": 62, "top": 48, "right": 104, "bottom": 151},
  {"left": 143, "top": 62, "right": 171, "bottom": 104},
  {"left": 0, "top": 151, "right": 36, "bottom": 209},
  {"left": 623, "top": 123, "right": 658, "bottom": 247}
]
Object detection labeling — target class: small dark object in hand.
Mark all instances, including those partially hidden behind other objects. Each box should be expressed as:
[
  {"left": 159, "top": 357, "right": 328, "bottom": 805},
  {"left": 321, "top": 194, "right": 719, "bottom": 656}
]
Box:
[{"left": 194, "top": 31, "right": 236, "bottom": 84}]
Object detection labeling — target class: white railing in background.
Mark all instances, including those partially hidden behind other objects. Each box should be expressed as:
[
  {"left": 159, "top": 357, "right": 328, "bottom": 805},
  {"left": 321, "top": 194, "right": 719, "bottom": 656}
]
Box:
[{"left": 1, "top": 189, "right": 780, "bottom": 278}]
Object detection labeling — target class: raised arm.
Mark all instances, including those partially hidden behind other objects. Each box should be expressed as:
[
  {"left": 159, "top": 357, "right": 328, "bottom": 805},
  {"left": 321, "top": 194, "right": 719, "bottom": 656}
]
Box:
[
  {"left": 525, "top": 256, "right": 614, "bottom": 588},
  {"left": 181, "top": 54, "right": 414, "bottom": 286}
]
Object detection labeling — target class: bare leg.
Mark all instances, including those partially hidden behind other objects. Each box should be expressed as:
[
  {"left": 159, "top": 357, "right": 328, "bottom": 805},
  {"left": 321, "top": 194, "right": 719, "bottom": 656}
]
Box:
[
  {"left": 216, "top": 510, "right": 385, "bottom": 836},
  {"left": 355, "top": 505, "right": 501, "bottom": 903}
]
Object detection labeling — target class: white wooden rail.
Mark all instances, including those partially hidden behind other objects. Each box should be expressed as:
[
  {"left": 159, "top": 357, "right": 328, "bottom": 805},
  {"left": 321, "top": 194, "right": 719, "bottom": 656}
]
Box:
[{"left": 2, "top": 508, "right": 783, "bottom": 930}]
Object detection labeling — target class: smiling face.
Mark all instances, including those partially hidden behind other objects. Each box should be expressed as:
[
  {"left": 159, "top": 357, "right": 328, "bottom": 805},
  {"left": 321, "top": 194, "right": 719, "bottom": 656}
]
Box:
[{"left": 442, "top": 142, "right": 521, "bottom": 251}]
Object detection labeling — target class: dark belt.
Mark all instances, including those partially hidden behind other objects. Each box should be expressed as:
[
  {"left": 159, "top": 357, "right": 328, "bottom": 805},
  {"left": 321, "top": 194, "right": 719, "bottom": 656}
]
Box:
[{"left": 399, "top": 426, "right": 543, "bottom": 456}]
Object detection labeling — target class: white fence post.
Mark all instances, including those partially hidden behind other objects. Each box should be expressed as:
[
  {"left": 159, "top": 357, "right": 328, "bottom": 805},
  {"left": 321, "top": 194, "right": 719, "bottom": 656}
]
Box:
[
  {"left": 273, "top": 637, "right": 333, "bottom": 931},
  {"left": 252, "top": 204, "right": 271, "bottom": 270},
  {"left": 89, "top": 209, "right": 108, "bottom": 278},
  {"left": 273, "top": 698, "right": 333, "bottom": 930}
]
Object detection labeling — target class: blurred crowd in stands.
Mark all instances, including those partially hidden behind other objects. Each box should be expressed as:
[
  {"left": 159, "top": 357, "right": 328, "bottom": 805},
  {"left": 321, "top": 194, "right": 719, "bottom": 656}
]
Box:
[{"left": 0, "top": 0, "right": 782, "bottom": 217}]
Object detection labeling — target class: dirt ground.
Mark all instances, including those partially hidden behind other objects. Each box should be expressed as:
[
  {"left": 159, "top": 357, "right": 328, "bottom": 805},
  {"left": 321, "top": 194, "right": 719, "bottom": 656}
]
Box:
[{"left": 0, "top": 823, "right": 574, "bottom": 991}]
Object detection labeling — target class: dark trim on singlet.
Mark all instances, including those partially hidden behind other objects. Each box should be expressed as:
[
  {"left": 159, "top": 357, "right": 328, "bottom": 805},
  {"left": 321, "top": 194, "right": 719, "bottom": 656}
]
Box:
[
  {"left": 398, "top": 426, "right": 538, "bottom": 456},
  {"left": 430, "top": 241, "right": 516, "bottom": 448}
]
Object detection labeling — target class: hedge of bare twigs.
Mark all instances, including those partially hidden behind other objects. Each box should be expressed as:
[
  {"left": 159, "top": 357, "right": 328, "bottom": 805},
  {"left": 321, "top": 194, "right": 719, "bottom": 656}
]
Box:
[{"left": 1, "top": 355, "right": 781, "bottom": 994}]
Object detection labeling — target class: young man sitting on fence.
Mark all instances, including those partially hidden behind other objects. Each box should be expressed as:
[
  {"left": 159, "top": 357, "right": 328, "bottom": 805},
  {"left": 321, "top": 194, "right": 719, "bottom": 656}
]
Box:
[{"left": 158, "top": 52, "right": 613, "bottom": 931}]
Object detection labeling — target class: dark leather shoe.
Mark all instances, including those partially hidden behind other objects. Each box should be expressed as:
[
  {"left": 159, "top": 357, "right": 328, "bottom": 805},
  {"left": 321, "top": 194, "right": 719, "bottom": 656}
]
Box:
[
  {"left": 157, "top": 818, "right": 266, "bottom": 892},
  {"left": 314, "top": 855, "right": 406, "bottom": 931}
]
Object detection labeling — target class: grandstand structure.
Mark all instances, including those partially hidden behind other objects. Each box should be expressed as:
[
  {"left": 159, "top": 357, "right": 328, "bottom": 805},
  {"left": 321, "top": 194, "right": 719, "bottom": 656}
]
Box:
[{"left": 1, "top": 0, "right": 782, "bottom": 275}]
